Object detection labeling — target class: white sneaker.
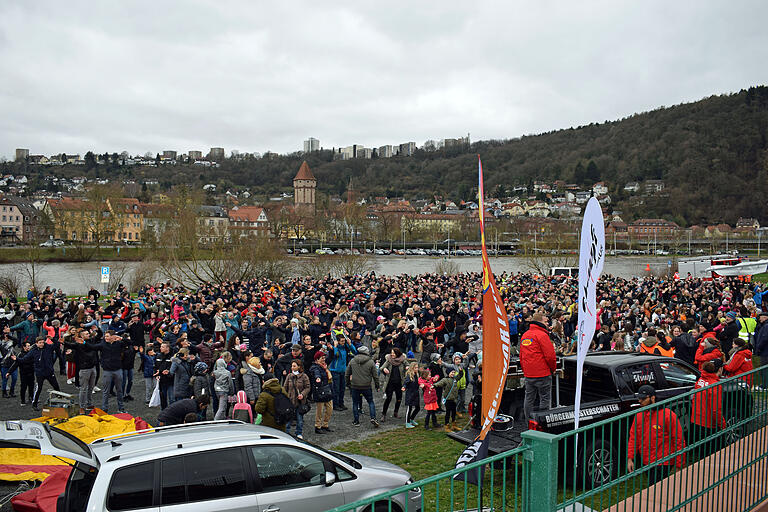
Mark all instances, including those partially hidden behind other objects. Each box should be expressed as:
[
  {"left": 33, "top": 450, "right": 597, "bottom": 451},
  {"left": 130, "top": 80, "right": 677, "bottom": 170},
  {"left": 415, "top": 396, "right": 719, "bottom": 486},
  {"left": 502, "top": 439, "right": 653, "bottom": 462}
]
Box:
[
  {"left": 66, "top": 378, "right": 74, "bottom": 385},
  {"left": 93, "top": 386, "right": 101, "bottom": 392}
]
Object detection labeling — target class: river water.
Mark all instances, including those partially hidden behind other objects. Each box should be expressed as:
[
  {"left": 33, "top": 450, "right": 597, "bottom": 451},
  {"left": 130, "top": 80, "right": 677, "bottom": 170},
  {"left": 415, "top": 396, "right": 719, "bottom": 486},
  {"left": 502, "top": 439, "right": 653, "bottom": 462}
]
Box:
[{"left": 0, "top": 256, "right": 670, "bottom": 296}]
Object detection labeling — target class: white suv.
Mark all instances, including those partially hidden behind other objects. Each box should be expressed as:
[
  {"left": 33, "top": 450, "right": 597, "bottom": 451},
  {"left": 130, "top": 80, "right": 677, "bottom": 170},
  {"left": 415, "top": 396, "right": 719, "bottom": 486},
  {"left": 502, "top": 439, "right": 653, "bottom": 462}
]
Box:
[{"left": 2, "top": 420, "right": 421, "bottom": 512}]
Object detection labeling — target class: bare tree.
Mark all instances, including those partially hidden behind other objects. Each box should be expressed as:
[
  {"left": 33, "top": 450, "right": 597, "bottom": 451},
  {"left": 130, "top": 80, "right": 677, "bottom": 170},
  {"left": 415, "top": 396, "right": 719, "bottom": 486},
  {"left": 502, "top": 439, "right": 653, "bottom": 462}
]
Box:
[{"left": 434, "top": 258, "right": 460, "bottom": 275}]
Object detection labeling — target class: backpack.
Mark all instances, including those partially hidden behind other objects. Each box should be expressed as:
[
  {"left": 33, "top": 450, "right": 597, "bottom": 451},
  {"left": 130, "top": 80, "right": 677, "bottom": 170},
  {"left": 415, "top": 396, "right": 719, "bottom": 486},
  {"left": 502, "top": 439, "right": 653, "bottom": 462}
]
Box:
[
  {"left": 232, "top": 390, "right": 253, "bottom": 423},
  {"left": 269, "top": 391, "right": 296, "bottom": 425}
]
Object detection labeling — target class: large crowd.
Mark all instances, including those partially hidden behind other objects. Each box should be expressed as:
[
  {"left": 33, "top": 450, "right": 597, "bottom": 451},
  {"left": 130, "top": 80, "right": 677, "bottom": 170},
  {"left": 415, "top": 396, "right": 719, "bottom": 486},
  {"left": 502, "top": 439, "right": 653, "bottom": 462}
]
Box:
[{"left": 1, "top": 271, "right": 766, "bottom": 438}]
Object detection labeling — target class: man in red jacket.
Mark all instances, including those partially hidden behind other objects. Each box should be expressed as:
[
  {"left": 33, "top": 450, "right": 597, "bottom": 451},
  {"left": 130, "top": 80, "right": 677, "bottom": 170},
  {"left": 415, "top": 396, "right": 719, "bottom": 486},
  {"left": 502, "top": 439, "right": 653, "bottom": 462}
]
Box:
[
  {"left": 627, "top": 384, "right": 685, "bottom": 485},
  {"left": 520, "top": 311, "right": 556, "bottom": 422}
]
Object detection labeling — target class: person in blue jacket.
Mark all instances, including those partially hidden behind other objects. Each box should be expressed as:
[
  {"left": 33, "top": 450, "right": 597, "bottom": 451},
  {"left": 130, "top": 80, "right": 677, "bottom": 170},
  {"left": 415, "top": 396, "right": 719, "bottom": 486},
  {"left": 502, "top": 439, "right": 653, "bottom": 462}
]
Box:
[
  {"left": 328, "top": 329, "right": 357, "bottom": 411},
  {"left": 18, "top": 336, "right": 59, "bottom": 410}
]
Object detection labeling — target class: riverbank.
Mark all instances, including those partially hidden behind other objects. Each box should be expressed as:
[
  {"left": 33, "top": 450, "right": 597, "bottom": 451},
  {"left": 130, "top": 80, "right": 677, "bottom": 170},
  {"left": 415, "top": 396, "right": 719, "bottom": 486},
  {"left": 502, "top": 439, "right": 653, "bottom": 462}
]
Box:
[{"left": 0, "top": 246, "right": 146, "bottom": 263}]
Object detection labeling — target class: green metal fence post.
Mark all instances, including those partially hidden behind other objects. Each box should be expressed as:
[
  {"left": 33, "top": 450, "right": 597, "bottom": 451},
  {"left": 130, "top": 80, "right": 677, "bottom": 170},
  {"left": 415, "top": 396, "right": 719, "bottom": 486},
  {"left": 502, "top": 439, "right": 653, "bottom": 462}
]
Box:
[{"left": 522, "top": 430, "right": 559, "bottom": 512}]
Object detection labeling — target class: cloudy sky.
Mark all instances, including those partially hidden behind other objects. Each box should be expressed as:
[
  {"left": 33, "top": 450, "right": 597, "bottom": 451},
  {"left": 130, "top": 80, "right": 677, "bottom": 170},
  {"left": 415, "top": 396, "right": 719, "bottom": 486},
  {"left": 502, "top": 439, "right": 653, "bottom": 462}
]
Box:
[{"left": 1, "top": 1, "right": 767, "bottom": 159}]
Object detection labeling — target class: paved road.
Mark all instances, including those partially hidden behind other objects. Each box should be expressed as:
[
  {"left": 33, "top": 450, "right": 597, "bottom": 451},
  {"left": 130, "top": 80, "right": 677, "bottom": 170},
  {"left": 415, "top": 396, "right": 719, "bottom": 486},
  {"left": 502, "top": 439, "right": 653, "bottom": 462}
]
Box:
[{"left": 0, "top": 374, "right": 408, "bottom": 509}]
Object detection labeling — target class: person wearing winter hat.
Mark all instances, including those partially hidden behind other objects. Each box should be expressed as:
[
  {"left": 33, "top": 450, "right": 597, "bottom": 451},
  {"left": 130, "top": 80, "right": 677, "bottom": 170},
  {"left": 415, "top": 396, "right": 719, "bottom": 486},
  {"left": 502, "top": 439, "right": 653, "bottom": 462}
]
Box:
[{"left": 345, "top": 344, "right": 380, "bottom": 427}]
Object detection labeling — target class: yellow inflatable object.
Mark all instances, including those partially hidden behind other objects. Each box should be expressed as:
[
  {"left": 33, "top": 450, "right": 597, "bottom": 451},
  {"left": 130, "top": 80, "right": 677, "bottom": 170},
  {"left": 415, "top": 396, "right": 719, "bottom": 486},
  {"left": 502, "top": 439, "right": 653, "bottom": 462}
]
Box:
[{"left": 0, "top": 413, "right": 151, "bottom": 482}]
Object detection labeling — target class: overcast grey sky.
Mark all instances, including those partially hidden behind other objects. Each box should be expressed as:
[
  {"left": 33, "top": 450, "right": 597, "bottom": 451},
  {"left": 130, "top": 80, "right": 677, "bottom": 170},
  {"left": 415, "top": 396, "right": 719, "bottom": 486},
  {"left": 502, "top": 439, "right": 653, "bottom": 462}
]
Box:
[{"left": 1, "top": 1, "right": 767, "bottom": 159}]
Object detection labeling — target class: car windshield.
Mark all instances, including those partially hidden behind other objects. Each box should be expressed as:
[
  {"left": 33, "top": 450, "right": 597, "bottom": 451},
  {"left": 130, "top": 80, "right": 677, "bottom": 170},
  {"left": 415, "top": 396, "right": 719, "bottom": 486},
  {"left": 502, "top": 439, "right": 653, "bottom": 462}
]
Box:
[{"left": 297, "top": 438, "right": 362, "bottom": 469}]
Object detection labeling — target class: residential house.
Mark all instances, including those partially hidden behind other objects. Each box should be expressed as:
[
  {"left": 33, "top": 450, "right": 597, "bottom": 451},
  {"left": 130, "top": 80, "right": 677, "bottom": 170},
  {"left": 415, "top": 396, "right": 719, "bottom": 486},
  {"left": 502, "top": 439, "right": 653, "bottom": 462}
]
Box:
[
  {"left": 624, "top": 182, "right": 640, "bottom": 193},
  {"left": 735, "top": 218, "right": 760, "bottom": 237},
  {"left": 140, "top": 203, "right": 175, "bottom": 242},
  {"left": 550, "top": 202, "right": 581, "bottom": 218},
  {"left": 106, "top": 198, "right": 143, "bottom": 243},
  {"left": 644, "top": 180, "right": 665, "bottom": 194},
  {"left": 605, "top": 220, "right": 629, "bottom": 239},
  {"left": 198, "top": 205, "right": 230, "bottom": 243},
  {"left": 704, "top": 224, "right": 733, "bottom": 238},
  {"left": 501, "top": 202, "right": 523, "bottom": 217},
  {"left": 6, "top": 196, "right": 48, "bottom": 243},
  {"left": 228, "top": 206, "right": 269, "bottom": 238},
  {"left": 525, "top": 201, "right": 551, "bottom": 218},
  {"left": 592, "top": 182, "right": 608, "bottom": 195},
  {"left": 44, "top": 198, "right": 112, "bottom": 242},
  {"left": 402, "top": 213, "right": 462, "bottom": 234},
  {"left": 0, "top": 196, "right": 23, "bottom": 243}
]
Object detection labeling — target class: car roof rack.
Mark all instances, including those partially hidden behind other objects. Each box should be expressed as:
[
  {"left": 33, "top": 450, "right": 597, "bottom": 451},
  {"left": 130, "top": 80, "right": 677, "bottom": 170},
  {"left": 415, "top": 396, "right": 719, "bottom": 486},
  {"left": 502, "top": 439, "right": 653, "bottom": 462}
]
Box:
[{"left": 91, "top": 419, "right": 246, "bottom": 444}]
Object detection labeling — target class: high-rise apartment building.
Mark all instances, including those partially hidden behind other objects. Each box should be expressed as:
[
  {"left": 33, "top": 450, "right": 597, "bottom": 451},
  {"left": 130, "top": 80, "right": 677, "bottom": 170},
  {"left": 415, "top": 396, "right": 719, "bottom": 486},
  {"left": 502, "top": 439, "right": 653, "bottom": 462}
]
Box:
[
  {"left": 303, "top": 137, "right": 320, "bottom": 153},
  {"left": 208, "top": 147, "right": 225, "bottom": 161}
]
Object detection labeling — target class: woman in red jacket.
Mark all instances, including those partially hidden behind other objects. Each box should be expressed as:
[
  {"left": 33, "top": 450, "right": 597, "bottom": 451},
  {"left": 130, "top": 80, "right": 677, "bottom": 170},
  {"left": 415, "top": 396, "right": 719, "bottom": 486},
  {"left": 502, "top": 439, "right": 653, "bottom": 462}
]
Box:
[
  {"left": 690, "top": 360, "right": 727, "bottom": 459},
  {"left": 694, "top": 333, "right": 723, "bottom": 372},
  {"left": 724, "top": 338, "right": 753, "bottom": 386}
]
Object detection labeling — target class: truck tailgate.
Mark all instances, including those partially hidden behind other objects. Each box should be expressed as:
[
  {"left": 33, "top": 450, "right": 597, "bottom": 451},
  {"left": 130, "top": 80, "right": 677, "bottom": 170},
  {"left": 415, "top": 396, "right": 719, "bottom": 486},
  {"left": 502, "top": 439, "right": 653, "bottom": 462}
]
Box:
[{"left": 447, "top": 426, "right": 525, "bottom": 454}]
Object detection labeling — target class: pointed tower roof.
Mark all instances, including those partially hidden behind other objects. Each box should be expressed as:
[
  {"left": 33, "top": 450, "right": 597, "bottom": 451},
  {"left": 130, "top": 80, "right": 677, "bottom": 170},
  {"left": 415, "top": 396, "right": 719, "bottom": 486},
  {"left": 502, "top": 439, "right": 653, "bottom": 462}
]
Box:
[{"left": 293, "top": 161, "right": 316, "bottom": 181}]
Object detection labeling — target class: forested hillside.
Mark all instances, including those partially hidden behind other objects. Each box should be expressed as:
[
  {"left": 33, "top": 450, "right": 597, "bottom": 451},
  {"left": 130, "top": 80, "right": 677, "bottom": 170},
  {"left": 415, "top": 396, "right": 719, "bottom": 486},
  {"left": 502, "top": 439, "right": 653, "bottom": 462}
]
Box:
[{"left": 7, "top": 86, "right": 768, "bottom": 225}]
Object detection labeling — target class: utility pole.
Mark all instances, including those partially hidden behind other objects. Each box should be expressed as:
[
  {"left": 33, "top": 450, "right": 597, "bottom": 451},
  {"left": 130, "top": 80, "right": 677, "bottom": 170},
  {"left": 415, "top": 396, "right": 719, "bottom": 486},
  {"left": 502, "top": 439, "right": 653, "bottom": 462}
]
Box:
[{"left": 688, "top": 230, "right": 691, "bottom": 256}]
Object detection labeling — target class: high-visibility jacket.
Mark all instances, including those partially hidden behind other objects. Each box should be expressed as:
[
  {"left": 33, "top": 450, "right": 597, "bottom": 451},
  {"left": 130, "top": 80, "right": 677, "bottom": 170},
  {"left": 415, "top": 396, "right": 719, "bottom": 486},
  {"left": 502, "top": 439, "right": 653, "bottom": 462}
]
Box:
[
  {"left": 737, "top": 317, "right": 757, "bottom": 343},
  {"left": 627, "top": 408, "right": 685, "bottom": 468}
]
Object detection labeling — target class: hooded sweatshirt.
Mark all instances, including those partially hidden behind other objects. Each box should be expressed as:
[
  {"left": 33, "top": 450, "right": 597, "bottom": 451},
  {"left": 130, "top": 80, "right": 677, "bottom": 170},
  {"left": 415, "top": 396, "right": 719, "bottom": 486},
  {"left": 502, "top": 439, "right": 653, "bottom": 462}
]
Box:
[{"left": 213, "top": 358, "right": 232, "bottom": 394}]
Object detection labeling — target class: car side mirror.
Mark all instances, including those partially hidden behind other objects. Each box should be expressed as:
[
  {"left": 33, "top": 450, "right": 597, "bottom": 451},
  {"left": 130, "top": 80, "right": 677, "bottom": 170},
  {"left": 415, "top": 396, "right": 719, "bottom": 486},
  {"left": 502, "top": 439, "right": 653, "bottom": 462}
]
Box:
[{"left": 325, "top": 471, "right": 336, "bottom": 487}]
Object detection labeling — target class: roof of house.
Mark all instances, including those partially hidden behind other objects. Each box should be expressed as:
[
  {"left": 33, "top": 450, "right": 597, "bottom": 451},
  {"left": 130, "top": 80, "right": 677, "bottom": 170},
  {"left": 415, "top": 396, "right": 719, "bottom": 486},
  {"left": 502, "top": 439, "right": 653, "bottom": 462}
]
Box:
[
  {"left": 293, "top": 161, "right": 316, "bottom": 181},
  {"left": 228, "top": 206, "right": 266, "bottom": 222}
]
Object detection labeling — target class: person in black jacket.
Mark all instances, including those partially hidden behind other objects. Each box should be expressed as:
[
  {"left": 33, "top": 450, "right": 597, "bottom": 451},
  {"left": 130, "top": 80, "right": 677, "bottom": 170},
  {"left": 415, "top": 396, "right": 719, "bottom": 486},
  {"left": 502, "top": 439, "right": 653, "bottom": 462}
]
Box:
[
  {"left": 63, "top": 333, "right": 99, "bottom": 409},
  {"left": 228, "top": 320, "right": 268, "bottom": 356},
  {"left": 4, "top": 340, "right": 34, "bottom": 405},
  {"left": 671, "top": 322, "right": 697, "bottom": 366},
  {"left": 90, "top": 330, "right": 131, "bottom": 414},
  {"left": 18, "top": 337, "right": 59, "bottom": 410},
  {"left": 157, "top": 395, "right": 210, "bottom": 426},
  {"left": 153, "top": 342, "right": 175, "bottom": 409}
]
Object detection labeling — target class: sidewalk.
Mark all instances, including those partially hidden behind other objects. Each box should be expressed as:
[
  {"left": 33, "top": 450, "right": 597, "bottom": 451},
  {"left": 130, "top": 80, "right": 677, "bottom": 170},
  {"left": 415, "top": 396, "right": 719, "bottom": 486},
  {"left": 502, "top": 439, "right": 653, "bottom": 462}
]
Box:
[{"left": 608, "top": 425, "right": 768, "bottom": 511}]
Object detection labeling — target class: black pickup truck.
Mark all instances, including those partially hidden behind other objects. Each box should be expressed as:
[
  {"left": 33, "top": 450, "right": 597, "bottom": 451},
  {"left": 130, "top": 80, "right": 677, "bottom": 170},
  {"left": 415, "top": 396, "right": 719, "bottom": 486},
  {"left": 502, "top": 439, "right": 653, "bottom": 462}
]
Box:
[{"left": 448, "top": 352, "right": 753, "bottom": 487}]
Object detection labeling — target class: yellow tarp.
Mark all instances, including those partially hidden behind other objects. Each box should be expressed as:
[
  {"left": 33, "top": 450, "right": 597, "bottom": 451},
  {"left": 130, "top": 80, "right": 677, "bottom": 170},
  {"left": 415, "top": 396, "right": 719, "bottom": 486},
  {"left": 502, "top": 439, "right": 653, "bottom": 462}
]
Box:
[{"left": 0, "top": 413, "right": 151, "bottom": 481}]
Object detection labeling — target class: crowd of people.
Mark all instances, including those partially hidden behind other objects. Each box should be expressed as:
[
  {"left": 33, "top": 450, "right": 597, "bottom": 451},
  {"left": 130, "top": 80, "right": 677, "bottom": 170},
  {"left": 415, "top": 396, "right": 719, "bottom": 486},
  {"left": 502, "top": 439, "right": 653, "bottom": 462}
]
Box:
[{"left": 0, "top": 271, "right": 766, "bottom": 439}]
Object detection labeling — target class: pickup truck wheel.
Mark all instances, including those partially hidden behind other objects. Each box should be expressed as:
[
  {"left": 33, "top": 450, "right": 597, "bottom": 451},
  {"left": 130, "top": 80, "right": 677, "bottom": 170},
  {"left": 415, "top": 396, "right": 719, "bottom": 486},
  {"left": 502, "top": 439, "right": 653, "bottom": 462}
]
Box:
[
  {"left": 582, "top": 439, "right": 617, "bottom": 489},
  {"left": 724, "top": 409, "right": 745, "bottom": 445}
]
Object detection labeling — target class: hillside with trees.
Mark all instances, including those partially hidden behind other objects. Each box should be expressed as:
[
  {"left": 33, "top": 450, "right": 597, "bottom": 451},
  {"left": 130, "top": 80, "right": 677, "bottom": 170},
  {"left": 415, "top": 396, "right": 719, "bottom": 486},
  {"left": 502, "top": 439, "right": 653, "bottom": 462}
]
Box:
[{"left": 6, "top": 86, "right": 768, "bottom": 226}]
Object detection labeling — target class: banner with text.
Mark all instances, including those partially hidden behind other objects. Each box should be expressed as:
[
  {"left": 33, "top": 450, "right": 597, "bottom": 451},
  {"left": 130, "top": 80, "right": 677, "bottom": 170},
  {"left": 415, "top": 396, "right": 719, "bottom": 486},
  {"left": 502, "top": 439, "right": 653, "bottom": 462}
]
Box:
[
  {"left": 454, "top": 156, "right": 512, "bottom": 485},
  {"left": 574, "top": 197, "right": 605, "bottom": 433}
]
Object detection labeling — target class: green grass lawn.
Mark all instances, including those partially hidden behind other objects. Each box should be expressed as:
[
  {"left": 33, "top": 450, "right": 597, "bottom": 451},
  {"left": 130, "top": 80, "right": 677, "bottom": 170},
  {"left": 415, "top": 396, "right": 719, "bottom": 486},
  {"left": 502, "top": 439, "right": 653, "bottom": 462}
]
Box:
[
  {"left": 333, "top": 421, "right": 652, "bottom": 511},
  {"left": 753, "top": 272, "right": 768, "bottom": 283},
  {"left": 334, "top": 422, "right": 525, "bottom": 511}
]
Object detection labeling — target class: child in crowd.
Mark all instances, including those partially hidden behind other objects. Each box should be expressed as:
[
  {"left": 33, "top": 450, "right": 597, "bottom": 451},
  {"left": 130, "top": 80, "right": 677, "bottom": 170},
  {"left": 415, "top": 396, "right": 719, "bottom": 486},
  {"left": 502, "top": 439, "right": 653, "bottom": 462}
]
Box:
[
  {"left": 403, "top": 362, "right": 420, "bottom": 428},
  {"left": 418, "top": 368, "right": 439, "bottom": 429}
]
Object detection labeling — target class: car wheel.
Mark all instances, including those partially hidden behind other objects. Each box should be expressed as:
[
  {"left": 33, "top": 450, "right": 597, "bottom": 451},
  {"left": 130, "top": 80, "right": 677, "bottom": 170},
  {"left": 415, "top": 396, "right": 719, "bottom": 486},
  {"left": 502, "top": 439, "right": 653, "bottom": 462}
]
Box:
[
  {"left": 580, "top": 439, "right": 617, "bottom": 489},
  {"left": 362, "top": 503, "right": 403, "bottom": 512}
]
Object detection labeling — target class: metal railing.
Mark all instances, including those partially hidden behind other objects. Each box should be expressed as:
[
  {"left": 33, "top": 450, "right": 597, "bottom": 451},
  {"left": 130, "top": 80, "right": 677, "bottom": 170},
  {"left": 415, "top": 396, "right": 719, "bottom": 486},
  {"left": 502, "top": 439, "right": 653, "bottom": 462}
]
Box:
[
  {"left": 554, "top": 364, "right": 768, "bottom": 512},
  {"left": 326, "top": 442, "right": 529, "bottom": 512},
  {"left": 327, "top": 364, "right": 768, "bottom": 512}
]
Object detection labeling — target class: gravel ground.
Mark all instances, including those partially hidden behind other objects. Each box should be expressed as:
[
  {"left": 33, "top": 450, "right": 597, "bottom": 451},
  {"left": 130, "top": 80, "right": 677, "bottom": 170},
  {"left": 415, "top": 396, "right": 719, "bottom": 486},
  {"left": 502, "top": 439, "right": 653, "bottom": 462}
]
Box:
[{"left": 0, "top": 373, "right": 409, "bottom": 510}]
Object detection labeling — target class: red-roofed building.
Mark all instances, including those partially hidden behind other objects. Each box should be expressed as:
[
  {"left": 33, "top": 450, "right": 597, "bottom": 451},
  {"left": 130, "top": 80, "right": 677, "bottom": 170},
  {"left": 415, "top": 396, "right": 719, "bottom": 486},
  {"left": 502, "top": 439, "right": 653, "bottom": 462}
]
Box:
[
  {"left": 294, "top": 161, "right": 316, "bottom": 213},
  {"left": 228, "top": 206, "right": 269, "bottom": 237},
  {"left": 628, "top": 218, "right": 679, "bottom": 238}
]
